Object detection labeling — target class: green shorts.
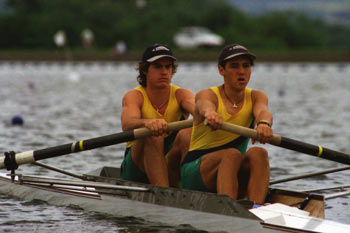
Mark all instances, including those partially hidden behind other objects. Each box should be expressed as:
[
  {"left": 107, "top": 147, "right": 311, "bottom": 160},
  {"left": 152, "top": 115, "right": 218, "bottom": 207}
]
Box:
[
  {"left": 120, "top": 135, "right": 176, "bottom": 184},
  {"left": 180, "top": 157, "right": 209, "bottom": 192},
  {"left": 180, "top": 139, "right": 249, "bottom": 192}
]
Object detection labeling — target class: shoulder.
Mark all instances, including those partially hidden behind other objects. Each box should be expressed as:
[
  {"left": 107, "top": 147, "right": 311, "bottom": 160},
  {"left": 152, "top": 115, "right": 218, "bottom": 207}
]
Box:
[
  {"left": 251, "top": 89, "right": 268, "bottom": 104},
  {"left": 197, "top": 87, "right": 216, "bottom": 96},
  {"left": 122, "top": 89, "right": 143, "bottom": 105},
  {"left": 251, "top": 89, "right": 268, "bottom": 99},
  {"left": 175, "top": 87, "right": 194, "bottom": 99},
  {"left": 196, "top": 88, "right": 218, "bottom": 102}
]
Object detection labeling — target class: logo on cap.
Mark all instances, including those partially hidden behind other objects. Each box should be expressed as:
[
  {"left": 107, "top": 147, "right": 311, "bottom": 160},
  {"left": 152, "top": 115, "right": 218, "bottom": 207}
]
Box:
[
  {"left": 152, "top": 46, "right": 170, "bottom": 52},
  {"left": 142, "top": 44, "right": 176, "bottom": 63},
  {"left": 228, "top": 45, "right": 247, "bottom": 51}
]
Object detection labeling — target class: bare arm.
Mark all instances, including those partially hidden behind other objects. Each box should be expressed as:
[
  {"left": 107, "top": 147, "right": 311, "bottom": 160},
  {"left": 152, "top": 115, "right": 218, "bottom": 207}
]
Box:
[
  {"left": 252, "top": 90, "right": 273, "bottom": 144},
  {"left": 121, "top": 90, "right": 167, "bottom": 136},
  {"left": 193, "top": 89, "right": 222, "bottom": 130},
  {"left": 175, "top": 88, "right": 195, "bottom": 116}
]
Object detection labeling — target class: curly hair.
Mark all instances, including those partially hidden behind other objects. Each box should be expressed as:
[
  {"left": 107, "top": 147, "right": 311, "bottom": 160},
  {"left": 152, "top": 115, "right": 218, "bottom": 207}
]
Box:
[{"left": 136, "top": 61, "right": 178, "bottom": 87}]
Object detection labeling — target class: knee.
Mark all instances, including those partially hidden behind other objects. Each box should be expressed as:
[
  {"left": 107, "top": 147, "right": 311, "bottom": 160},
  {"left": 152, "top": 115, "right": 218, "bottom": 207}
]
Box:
[
  {"left": 173, "top": 128, "right": 192, "bottom": 152},
  {"left": 145, "top": 135, "right": 163, "bottom": 143},
  {"left": 143, "top": 136, "right": 164, "bottom": 148},
  {"left": 175, "top": 128, "right": 192, "bottom": 144},
  {"left": 222, "top": 148, "right": 243, "bottom": 163},
  {"left": 247, "top": 147, "right": 269, "bottom": 165}
]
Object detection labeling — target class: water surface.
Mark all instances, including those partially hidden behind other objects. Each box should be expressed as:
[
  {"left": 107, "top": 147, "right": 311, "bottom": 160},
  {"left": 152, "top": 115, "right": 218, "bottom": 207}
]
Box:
[{"left": 0, "top": 61, "right": 349, "bottom": 232}]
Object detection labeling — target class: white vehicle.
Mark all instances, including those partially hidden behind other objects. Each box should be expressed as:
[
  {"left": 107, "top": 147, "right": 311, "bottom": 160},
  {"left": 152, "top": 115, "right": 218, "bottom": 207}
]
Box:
[{"left": 174, "top": 26, "right": 224, "bottom": 49}]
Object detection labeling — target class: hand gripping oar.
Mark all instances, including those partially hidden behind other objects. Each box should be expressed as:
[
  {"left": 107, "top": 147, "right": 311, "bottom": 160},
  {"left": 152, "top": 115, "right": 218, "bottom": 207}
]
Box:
[
  {"left": 220, "top": 122, "right": 350, "bottom": 165},
  {"left": 0, "top": 119, "right": 193, "bottom": 170}
]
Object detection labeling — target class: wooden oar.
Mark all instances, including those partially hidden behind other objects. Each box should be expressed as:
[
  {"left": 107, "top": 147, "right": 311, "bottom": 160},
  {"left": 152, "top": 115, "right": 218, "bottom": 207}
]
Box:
[
  {"left": 221, "top": 122, "right": 350, "bottom": 165},
  {"left": 0, "top": 119, "right": 193, "bottom": 170}
]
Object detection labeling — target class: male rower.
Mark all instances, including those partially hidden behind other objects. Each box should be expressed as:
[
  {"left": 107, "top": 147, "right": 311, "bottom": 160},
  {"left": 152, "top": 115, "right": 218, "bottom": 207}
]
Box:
[
  {"left": 180, "top": 44, "right": 273, "bottom": 204},
  {"left": 120, "top": 44, "right": 194, "bottom": 187}
]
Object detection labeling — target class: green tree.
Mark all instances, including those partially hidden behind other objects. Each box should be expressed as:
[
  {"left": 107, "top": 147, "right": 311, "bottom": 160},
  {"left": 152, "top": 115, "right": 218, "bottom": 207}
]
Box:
[{"left": 0, "top": 0, "right": 349, "bottom": 52}]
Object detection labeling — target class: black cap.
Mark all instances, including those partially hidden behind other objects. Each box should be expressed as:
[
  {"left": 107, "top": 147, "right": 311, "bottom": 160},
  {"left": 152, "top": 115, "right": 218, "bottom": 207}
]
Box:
[
  {"left": 218, "top": 44, "right": 256, "bottom": 65},
  {"left": 142, "top": 44, "right": 176, "bottom": 63}
]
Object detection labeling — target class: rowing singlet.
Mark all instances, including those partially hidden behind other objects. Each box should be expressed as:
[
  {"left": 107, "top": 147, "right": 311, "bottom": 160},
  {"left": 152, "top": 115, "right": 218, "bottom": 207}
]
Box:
[
  {"left": 188, "top": 87, "right": 254, "bottom": 152},
  {"left": 126, "top": 84, "right": 184, "bottom": 148}
]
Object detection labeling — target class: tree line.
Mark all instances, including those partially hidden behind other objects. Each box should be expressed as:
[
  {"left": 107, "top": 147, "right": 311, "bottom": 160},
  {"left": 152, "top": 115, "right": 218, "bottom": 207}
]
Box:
[{"left": 1, "top": 0, "right": 349, "bottom": 52}]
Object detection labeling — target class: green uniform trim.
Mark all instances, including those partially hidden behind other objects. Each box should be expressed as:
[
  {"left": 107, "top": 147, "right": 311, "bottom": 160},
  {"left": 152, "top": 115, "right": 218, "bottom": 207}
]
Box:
[
  {"left": 180, "top": 157, "right": 209, "bottom": 192},
  {"left": 180, "top": 139, "right": 249, "bottom": 192},
  {"left": 121, "top": 132, "right": 177, "bottom": 183}
]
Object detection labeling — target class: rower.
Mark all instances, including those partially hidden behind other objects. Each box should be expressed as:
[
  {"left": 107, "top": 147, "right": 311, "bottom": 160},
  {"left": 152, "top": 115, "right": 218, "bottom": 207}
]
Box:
[
  {"left": 180, "top": 44, "right": 273, "bottom": 204},
  {"left": 120, "top": 44, "right": 195, "bottom": 187}
]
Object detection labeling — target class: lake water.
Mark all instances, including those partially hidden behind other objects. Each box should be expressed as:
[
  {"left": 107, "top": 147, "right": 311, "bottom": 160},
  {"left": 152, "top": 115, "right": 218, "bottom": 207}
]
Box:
[{"left": 0, "top": 61, "right": 349, "bottom": 232}]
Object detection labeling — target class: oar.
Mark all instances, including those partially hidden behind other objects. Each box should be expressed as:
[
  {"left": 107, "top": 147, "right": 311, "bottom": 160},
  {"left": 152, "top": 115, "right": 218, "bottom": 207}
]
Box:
[
  {"left": 220, "top": 122, "right": 350, "bottom": 165},
  {"left": 269, "top": 166, "right": 350, "bottom": 185},
  {"left": 324, "top": 190, "right": 350, "bottom": 200},
  {"left": 0, "top": 119, "right": 193, "bottom": 170},
  {"left": 32, "top": 161, "right": 85, "bottom": 180},
  {"left": 301, "top": 185, "right": 350, "bottom": 193}
]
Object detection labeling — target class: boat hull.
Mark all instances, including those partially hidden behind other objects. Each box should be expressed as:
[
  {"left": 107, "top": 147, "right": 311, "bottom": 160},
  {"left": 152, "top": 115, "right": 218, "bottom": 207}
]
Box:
[
  {"left": 0, "top": 173, "right": 281, "bottom": 232},
  {"left": 0, "top": 167, "right": 332, "bottom": 232}
]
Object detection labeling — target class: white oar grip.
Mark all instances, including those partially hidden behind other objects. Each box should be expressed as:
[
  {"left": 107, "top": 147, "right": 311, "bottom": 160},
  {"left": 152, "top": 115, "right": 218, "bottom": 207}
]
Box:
[
  {"left": 15, "top": 150, "right": 35, "bottom": 165},
  {"left": 133, "top": 128, "right": 152, "bottom": 139},
  {"left": 221, "top": 122, "right": 257, "bottom": 139},
  {"left": 221, "top": 122, "right": 282, "bottom": 145},
  {"left": 133, "top": 119, "right": 193, "bottom": 140},
  {"left": 0, "top": 150, "right": 35, "bottom": 169},
  {"left": 167, "top": 119, "right": 193, "bottom": 131}
]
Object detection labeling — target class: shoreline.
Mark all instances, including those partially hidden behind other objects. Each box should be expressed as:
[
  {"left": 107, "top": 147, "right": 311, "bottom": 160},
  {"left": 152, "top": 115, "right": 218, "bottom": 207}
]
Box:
[{"left": 1, "top": 50, "right": 350, "bottom": 62}]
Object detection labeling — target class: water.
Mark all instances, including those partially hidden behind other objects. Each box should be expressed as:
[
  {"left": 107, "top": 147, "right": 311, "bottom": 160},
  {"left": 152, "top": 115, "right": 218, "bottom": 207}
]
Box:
[{"left": 0, "top": 61, "right": 349, "bottom": 232}]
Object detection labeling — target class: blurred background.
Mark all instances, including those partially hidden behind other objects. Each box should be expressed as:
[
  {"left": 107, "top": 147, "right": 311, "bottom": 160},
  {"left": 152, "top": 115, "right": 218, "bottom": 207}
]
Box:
[
  {"left": 1, "top": 1, "right": 350, "bottom": 231},
  {"left": 0, "top": 0, "right": 349, "bottom": 62}
]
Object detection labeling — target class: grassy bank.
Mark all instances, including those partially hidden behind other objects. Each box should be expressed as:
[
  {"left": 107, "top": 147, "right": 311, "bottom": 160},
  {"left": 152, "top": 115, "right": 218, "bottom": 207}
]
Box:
[{"left": 1, "top": 48, "right": 349, "bottom": 62}]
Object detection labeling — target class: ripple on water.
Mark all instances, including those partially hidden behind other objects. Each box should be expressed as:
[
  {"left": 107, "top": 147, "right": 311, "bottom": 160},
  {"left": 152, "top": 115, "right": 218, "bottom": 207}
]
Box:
[{"left": 0, "top": 62, "right": 349, "bottom": 231}]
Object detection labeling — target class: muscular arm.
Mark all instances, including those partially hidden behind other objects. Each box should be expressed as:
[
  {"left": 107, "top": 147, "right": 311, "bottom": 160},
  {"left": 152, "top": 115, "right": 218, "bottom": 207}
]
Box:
[
  {"left": 121, "top": 90, "right": 144, "bottom": 131},
  {"left": 252, "top": 90, "right": 273, "bottom": 144},
  {"left": 121, "top": 90, "right": 167, "bottom": 136},
  {"left": 194, "top": 89, "right": 222, "bottom": 130},
  {"left": 175, "top": 88, "right": 195, "bottom": 116}
]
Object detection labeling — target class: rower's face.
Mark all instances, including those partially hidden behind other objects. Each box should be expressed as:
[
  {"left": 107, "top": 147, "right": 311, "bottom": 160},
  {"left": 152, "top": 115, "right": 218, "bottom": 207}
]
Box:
[
  {"left": 145, "top": 57, "right": 174, "bottom": 87},
  {"left": 219, "top": 57, "right": 251, "bottom": 89}
]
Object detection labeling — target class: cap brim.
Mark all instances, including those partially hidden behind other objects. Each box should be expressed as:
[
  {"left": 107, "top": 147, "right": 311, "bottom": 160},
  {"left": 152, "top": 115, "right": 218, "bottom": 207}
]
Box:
[
  {"left": 147, "top": 55, "right": 177, "bottom": 62},
  {"left": 224, "top": 52, "right": 256, "bottom": 61}
]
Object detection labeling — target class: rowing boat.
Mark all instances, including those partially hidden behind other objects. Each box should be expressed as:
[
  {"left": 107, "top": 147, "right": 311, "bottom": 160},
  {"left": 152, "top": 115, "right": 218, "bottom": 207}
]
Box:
[
  {"left": 0, "top": 166, "right": 349, "bottom": 233},
  {"left": 1, "top": 120, "right": 349, "bottom": 232}
]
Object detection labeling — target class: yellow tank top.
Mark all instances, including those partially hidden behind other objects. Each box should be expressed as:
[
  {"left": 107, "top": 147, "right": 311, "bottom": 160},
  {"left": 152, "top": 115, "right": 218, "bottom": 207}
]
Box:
[
  {"left": 189, "top": 87, "right": 253, "bottom": 151},
  {"left": 126, "top": 84, "right": 184, "bottom": 148}
]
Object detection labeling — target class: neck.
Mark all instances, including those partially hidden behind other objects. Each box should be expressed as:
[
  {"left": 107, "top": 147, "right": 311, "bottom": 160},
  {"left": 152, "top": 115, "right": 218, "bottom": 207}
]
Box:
[
  {"left": 222, "top": 84, "right": 244, "bottom": 108},
  {"left": 146, "top": 84, "right": 170, "bottom": 97},
  {"left": 146, "top": 86, "right": 170, "bottom": 112}
]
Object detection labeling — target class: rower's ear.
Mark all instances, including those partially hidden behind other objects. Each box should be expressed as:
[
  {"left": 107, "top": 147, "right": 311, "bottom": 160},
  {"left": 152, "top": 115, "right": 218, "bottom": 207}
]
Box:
[{"left": 218, "top": 64, "right": 225, "bottom": 76}]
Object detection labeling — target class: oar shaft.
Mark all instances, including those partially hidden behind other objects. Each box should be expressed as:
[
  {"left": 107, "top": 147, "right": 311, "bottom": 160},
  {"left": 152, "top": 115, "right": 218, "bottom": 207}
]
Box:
[
  {"left": 324, "top": 190, "right": 350, "bottom": 200},
  {"left": 33, "top": 161, "right": 84, "bottom": 180},
  {"left": 221, "top": 122, "right": 350, "bottom": 165},
  {"left": 270, "top": 166, "right": 350, "bottom": 185},
  {"left": 0, "top": 119, "right": 193, "bottom": 169},
  {"left": 221, "top": 122, "right": 282, "bottom": 145}
]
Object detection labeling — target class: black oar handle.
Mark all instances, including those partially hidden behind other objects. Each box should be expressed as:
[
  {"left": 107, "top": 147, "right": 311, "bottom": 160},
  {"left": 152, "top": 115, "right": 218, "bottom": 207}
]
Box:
[
  {"left": 221, "top": 122, "right": 350, "bottom": 165},
  {"left": 279, "top": 137, "right": 350, "bottom": 165},
  {"left": 0, "top": 119, "right": 193, "bottom": 169}
]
